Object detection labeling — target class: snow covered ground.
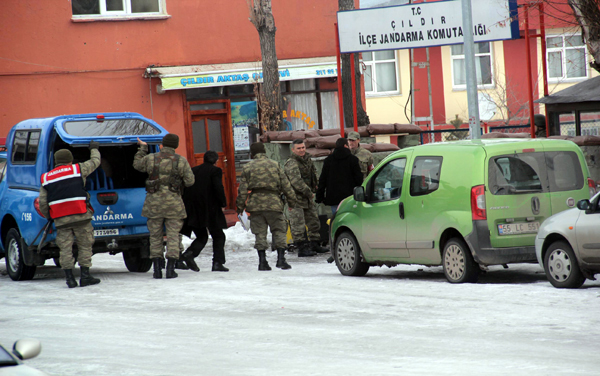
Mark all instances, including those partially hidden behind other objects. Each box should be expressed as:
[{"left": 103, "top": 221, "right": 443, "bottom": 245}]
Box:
[{"left": 1, "top": 223, "right": 599, "bottom": 376}]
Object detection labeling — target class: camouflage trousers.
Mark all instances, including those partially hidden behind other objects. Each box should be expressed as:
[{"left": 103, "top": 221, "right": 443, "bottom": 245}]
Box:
[
  {"left": 147, "top": 217, "right": 184, "bottom": 259},
  {"left": 288, "top": 205, "right": 321, "bottom": 243},
  {"left": 56, "top": 221, "right": 94, "bottom": 269},
  {"left": 250, "top": 211, "right": 287, "bottom": 251}
]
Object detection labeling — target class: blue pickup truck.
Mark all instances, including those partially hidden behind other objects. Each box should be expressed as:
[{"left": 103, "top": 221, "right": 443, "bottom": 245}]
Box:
[{"left": 0, "top": 113, "right": 168, "bottom": 281}]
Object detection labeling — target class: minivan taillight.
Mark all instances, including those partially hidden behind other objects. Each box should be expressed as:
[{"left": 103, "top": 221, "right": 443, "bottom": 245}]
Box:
[
  {"left": 471, "top": 185, "right": 486, "bottom": 220},
  {"left": 34, "top": 197, "right": 45, "bottom": 217},
  {"left": 588, "top": 178, "right": 597, "bottom": 197}
]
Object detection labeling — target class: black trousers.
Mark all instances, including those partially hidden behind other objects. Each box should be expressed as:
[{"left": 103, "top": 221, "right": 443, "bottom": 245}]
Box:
[{"left": 189, "top": 226, "right": 226, "bottom": 264}]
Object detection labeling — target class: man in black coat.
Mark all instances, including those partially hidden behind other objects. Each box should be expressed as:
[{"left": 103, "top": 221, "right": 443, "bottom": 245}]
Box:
[
  {"left": 180, "top": 150, "right": 229, "bottom": 272},
  {"left": 316, "top": 138, "right": 363, "bottom": 214}
]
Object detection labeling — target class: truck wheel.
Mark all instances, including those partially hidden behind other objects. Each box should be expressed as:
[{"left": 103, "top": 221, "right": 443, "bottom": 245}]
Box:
[
  {"left": 442, "top": 237, "right": 479, "bottom": 283},
  {"left": 123, "top": 248, "right": 152, "bottom": 273},
  {"left": 5, "top": 229, "right": 36, "bottom": 281},
  {"left": 334, "top": 231, "right": 369, "bottom": 276}
]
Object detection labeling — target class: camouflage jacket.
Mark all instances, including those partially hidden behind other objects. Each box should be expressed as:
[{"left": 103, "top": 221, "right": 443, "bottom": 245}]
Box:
[
  {"left": 236, "top": 153, "right": 296, "bottom": 213},
  {"left": 284, "top": 153, "right": 318, "bottom": 209},
  {"left": 38, "top": 149, "right": 101, "bottom": 229},
  {"left": 133, "top": 145, "right": 194, "bottom": 219},
  {"left": 352, "top": 146, "right": 374, "bottom": 180}
]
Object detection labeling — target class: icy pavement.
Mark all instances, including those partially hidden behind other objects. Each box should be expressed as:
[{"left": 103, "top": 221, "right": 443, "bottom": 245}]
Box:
[{"left": 1, "top": 223, "right": 599, "bottom": 375}]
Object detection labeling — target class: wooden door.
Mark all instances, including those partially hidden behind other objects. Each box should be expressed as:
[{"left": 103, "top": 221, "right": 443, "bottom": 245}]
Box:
[{"left": 185, "top": 100, "right": 236, "bottom": 210}]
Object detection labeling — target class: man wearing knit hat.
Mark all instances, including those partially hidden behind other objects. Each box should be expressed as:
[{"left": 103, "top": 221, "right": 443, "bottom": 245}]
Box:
[
  {"left": 236, "top": 142, "right": 297, "bottom": 271},
  {"left": 39, "top": 142, "right": 102, "bottom": 288},
  {"left": 134, "top": 133, "right": 194, "bottom": 279},
  {"left": 348, "top": 131, "right": 374, "bottom": 180}
]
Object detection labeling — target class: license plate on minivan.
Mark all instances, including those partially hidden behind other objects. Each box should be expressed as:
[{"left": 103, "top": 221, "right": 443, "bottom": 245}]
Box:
[
  {"left": 94, "top": 229, "right": 119, "bottom": 237},
  {"left": 497, "top": 222, "right": 540, "bottom": 235}
]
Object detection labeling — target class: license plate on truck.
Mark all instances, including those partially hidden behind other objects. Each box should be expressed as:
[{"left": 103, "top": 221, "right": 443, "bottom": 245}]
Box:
[
  {"left": 94, "top": 229, "right": 119, "bottom": 237},
  {"left": 497, "top": 222, "right": 540, "bottom": 235}
]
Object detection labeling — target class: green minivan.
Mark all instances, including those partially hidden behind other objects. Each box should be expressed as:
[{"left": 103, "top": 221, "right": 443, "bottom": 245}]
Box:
[{"left": 330, "top": 138, "right": 596, "bottom": 283}]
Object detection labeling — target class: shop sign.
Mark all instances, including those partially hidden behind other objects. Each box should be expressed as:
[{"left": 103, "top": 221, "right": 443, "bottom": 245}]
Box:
[
  {"left": 337, "top": 0, "right": 519, "bottom": 53},
  {"left": 160, "top": 64, "right": 338, "bottom": 91},
  {"left": 283, "top": 109, "right": 316, "bottom": 130}
]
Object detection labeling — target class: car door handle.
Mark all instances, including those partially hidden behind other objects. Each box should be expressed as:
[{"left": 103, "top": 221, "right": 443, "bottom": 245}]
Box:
[
  {"left": 531, "top": 197, "right": 540, "bottom": 215},
  {"left": 399, "top": 202, "right": 405, "bottom": 219}
]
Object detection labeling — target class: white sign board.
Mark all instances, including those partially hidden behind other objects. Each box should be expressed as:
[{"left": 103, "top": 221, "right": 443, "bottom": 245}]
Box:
[{"left": 337, "top": 0, "right": 519, "bottom": 53}]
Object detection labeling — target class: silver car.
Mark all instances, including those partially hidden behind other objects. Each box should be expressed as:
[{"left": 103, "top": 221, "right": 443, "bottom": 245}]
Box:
[
  {"left": 0, "top": 339, "right": 48, "bottom": 376},
  {"left": 535, "top": 191, "right": 600, "bottom": 288}
]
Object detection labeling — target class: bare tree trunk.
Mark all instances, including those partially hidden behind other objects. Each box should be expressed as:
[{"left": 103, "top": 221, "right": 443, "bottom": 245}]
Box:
[
  {"left": 248, "top": 0, "right": 284, "bottom": 131},
  {"left": 567, "top": 0, "right": 600, "bottom": 73},
  {"left": 339, "top": 0, "right": 370, "bottom": 128}
]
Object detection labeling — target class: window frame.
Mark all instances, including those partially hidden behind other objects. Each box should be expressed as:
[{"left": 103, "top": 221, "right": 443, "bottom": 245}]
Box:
[
  {"left": 71, "top": 0, "right": 168, "bottom": 20},
  {"left": 361, "top": 51, "right": 400, "bottom": 97},
  {"left": 367, "top": 157, "right": 407, "bottom": 203},
  {"left": 409, "top": 156, "right": 442, "bottom": 197},
  {"left": 450, "top": 42, "right": 494, "bottom": 90},
  {"left": 11, "top": 130, "right": 41, "bottom": 165},
  {"left": 545, "top": 33, "right": 588, "bottom": 83}
]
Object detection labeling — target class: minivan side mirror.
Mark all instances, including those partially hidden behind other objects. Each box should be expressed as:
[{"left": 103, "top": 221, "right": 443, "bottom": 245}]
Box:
[
  {"left": 576, "top": 199, "right": 590, "bottom": 211},
  {"left": 354, "top": 186, "right": 365, "bottom": 202}
]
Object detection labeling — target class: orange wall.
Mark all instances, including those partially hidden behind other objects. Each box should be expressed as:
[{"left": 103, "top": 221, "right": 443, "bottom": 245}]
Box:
[{"left": 0, "top": 0, "right": 341, "bottom": 154}]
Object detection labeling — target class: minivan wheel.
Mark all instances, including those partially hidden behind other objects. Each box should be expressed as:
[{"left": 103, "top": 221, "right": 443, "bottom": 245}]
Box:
[
  {"left": 544, "top": 241, "right": 585, "bottom": 289},
  {"left": 123, "top": 249, "right": 152, "bottom": 273},
  {"left": 334, "top": 231, "right": 369, "bottom": 276},
  {"left": 442, "top": 238, "right": 479, "bottom": 283},
  {"left": 5, "top": 229, "right": 36, "bottom": 281}
]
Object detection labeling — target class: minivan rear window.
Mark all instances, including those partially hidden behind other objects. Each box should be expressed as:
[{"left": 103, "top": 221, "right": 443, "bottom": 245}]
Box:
[
  {"left": 62, "top": 119, "right": 161, "bottom": 137},
  {"left": 488, "top": 151, "right": 583, "bottom": 195}
]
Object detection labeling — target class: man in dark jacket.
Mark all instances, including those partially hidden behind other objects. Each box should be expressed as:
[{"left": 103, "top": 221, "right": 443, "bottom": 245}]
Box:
[
  {"left": 316, "top": 138, "right": 363, "bottom": 214},
  {"left": 181, "top": 150, "right": 229, "bottom": 272}
]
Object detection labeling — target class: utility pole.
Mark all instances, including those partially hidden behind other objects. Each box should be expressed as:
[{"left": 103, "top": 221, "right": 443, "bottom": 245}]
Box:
[{"left": 461, "top": 0, "right": 481, "bottom": 139}]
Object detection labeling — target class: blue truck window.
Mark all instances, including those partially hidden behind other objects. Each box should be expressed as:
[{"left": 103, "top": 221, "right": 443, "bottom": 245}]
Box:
[
  {"left": 26, "top": 131, "right": 40, "bottom": 162},
  {"left": 12, "top": 130, "right": 40, "bottom": 163},
  {"left": 62, "top": 119, "right": 161, "bottom": 137}
]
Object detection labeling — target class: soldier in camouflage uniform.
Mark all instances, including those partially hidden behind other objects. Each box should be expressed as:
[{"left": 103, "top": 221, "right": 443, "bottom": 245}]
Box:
[
  {"left": 39, "top": 142, "right": 101, "bottom": 288},
  {"left": 284, "top": 139, "right": 328, "bottom": 257},
  {"left": 133, "top": 134, "right": 194, "bottom": 279},
  {"left": 348, "top": 131, "right": 375, "bottom": 180},
  {"left": 236, "top": 142, "right": 296, "bottom": 271}
]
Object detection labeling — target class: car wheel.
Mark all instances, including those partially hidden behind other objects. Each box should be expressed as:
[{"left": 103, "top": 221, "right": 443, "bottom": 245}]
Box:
[
  {"left": 5, "top": 228, "right": 36, "bottom": 281},
  {"left": 334, "top": 231, "right": 369, "bottom": 276},
  {"left": 442, "top": 237, "right": 479, "bottom": 283},
  {"left": 123, "top": 248, "right": 152, "bottom": 273},
  {"left": 543, "top": 241, "right": 585, "bottom": 288}
]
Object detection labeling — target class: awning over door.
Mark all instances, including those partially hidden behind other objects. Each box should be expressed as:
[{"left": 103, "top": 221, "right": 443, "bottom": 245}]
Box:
[{"left": 145, "top": 57, "right": 338, "bottom": 91}]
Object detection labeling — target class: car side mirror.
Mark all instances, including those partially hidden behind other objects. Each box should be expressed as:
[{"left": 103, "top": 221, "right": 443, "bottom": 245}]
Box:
[
  {"left": 353, "top": 186, "right": 365, "bottom": 202},
  {"left": 13, "top": 339, "right": 41, "bottom": 360},
  {"left": 576, "top": 199, "right": 590, "bottom": 211}
]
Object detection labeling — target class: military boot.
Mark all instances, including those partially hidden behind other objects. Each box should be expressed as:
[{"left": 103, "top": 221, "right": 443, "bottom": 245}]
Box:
[
  {"left": 64, "top": 269, "right": 78, "bottom": 288},
  {"left": 181, "top": 250, "right": 199, "bottom": 272},
  {"left": 175, "top": 260, "right": 189, "bottom": 270},
  {"left": 79, "top": 266, "right": 101, "bottom": 287},
  {"left": 152, "top": 258, "right": 163, "bottom": 279},
  {"left": 166, "top": 258, "right": 178, "bottom": 279},
  {"left": 276, "top": 248, "right": 292, "bottom": 270},
  {"left": 297, "top": 241, "right": 316, "bottom": 257},
  {"left": 212, "top": 261, "right": 229, "bottom": 272},
  {"left": 310, "top": 240, "right": 329, "bottom": 254},
  {"left": 257, "top": 250, "right": 271, "bottom": 271}
]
